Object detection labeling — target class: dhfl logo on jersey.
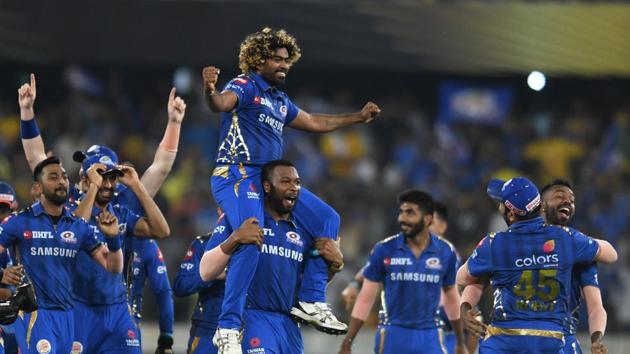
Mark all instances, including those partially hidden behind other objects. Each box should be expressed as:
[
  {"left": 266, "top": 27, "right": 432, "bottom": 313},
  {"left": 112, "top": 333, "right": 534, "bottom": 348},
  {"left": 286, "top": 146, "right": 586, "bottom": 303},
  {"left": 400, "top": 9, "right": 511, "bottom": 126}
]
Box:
[
  {"left": 23, "top": 231, "right": 33, "bottom": 240},
  {"left": 389, "top": 258, "right": 412, "bottom": 265},
  {"left": 543, "top": 240, "right": 555, "bottom": 253},
  {"left": 383, "top": 258, "right": 391, "bottom": 266}
]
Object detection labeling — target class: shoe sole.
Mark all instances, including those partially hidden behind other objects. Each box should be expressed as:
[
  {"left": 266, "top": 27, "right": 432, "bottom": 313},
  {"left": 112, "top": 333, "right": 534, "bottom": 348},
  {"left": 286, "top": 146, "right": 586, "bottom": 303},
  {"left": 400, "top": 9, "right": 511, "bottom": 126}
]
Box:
[{"left": 290, "top": 310, "right": 348, "bottom": 335}]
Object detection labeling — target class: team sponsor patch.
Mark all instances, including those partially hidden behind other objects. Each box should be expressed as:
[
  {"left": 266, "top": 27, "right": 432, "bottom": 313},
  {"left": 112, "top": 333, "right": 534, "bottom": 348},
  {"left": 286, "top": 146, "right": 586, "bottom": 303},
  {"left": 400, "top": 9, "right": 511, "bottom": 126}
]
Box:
[
  {"left": 389, "top": 257, "right": 412, "bottom": 265},
  {"left": 250, "top": 337, "right": 261, "bottom": 347},
  {"left": 543, "top": 240, "right": 555, "bottom": 253},
  {"left": 157, "top": 265, "right": 167, "bottom": 274},
  {"left": 425, "top": 257, "right": 442, "bottom": 270},
  {"left": 285, "top": 231, "right": 303, "bottom": 247},
  {"left": 383, "top": 258, "right": 391, "bottom": 266},
  {"left": 183, "top": 248, "right": 194, "bottom": 260},
  {"left": 126, "top": 329, "right": 140, "bottom": 347},
  {"left": 23, "top": 231, "right": 33, "bottom": 240},
  {"left": 157, "top": 247, "right": 164, "bottom": 262},
  {"left": 0, "top": 226, "right": 3, "bottom": 234},
  {"left": 60, "top": 231, "right": 77, "bottom": 244},
  {"left": 234, "top": 78, "right": 248, "bottom": 85},
  {"left": 247, "top": 183, "right": 260, "bottom": 200},
  {"left": 71, "top": 341, "right": 83, "bottom": 354},
  {"left": 247, "top": 348, "right": 265, "bottom": 353},
  {"left": 36, "top": 339, "right": 51, "bottom": 354}
]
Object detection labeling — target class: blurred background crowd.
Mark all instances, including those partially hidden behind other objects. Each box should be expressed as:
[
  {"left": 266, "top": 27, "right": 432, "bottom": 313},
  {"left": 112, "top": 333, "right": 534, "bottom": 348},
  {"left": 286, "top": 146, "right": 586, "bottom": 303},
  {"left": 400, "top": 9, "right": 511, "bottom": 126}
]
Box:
[{"left": 0, "top": 66, "right": 628, "bottom": 333}]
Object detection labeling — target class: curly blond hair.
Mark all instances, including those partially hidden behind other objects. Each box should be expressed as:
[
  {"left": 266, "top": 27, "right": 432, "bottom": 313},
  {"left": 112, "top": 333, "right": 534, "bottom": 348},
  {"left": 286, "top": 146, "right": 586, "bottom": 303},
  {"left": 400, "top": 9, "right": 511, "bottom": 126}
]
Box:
[{"left": 238, "top": 27, "right": 301, "bottom": 74}]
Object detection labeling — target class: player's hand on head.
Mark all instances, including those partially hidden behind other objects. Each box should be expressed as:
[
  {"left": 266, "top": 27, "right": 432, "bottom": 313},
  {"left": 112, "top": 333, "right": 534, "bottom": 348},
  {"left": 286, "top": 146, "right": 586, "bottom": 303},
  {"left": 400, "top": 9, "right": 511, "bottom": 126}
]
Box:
[
  {"left": 167, "top": 87, "right": 186, "bottom": 124},
  {"left": 96, "top": 210, "right": 120, "bottom": 238},
  {"left": 234, "top": 217, "right": 264, "bottom": 247},
  {"left": 1, "top": 265, "right": 24, "bottom": 286},
  {"left": 17, "top": 73, "right": 37, "bottom": 110},
  {"left": 360, "top": 101, "right": 381, "bottom": 123},
  {"left": 314, "top": 238, "right": 343, "bottom": 268},
  {"left": 86, "top": 163, "right": 106, "bottom": 188},
  {"left": 202, "top": 66, "right": 221, "bottom": 95},
  {"left": 117, "top": 164, "right": 140, "bottom": 186}
]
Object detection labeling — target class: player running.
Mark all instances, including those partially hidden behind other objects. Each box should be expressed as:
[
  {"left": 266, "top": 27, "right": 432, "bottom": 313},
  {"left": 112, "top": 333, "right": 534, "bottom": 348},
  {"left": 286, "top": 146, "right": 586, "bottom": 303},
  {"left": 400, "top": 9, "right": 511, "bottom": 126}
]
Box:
[{"left": 202, "top": 27, "right": 379, "bottom": 352}]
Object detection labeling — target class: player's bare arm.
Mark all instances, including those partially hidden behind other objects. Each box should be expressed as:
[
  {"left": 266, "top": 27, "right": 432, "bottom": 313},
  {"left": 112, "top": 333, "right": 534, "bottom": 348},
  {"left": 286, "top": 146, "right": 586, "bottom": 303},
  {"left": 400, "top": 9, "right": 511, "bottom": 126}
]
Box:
[
  {"left": 460, "top": 283, "right": 487, "bottom": 338},
  {"left": 456, "top": 261, "right": 480, "bottom": 286},
  {"left": 118, "top": 165, "right": 170, "bottom": 239},
  {"left": 288, "top": 102, "right": 381, "bottom": 133},
  {"left": 593, "top": 239, "right": 617, "bottom": 264},
  {"left": 202, "top": 66, "right": 238, "bottom": 112},
  {"left": 1, "top": 264, "right": 24, "bottom": 286},
  {"left": 74, "top": 163, "right": 105, "bottom": 221},
  {"left": 583, "top": 285, "right": 608, "bottom": 352},
  {"left": 341, "top": 266, "right": 365, "bottom": 311},
  {"left": 339, "top": 279, "right": 380, "bottom": 354},
  {"left": 91, "top": 210, "right": 124, "bottom": 273},
  {"left": 442, "top": 285, "right": 469, "bottom": 354},
  {"left": 199, "top": 217, "right": 263, "bottom": 282},
  {"left": 17, "top": 73, "right": 47, "bottom": 171},
  {"left": 140, "top": 87, "right": 186, "bottom": 197}
]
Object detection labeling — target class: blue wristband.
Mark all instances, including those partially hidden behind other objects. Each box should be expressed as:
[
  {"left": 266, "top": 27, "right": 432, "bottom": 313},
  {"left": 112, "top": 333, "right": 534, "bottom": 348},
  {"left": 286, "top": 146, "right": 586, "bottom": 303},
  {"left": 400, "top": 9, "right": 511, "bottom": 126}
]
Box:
[
  {"left": 106, "top": 236, "right": 122, "bottom": 252},
  {"left": 20, "top": 118, "right": 40, "bottom": 139}
]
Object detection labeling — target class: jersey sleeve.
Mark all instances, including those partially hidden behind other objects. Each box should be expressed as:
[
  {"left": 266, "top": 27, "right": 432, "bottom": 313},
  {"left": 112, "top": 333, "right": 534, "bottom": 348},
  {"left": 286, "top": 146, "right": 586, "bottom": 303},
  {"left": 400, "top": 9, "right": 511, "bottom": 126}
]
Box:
[
  {"left": 0, "top": 215, "right": 20, "bottom": 249},
  {"left": 223, "top": 77, "right": 255, "bottom": 111},
  {"left": 571, "top": 228, "right": 599, "bottom": 264},
  {"left": 467, "top": 236, "right": 493, "bottom": 278},
  {"left": 117, "top": 187, "right": 145, "bottom": 216},
  {"left": 174, "top": 239, "right": 214, "bottom": 297},
  {"left": 119, "top": 206, "right": 142, "bottom": 238},
  {"left": 284, "top": 96, "right": 300, "bottom": 126},
  {"left": 576, "top": 262, "right": 599, "bottom": 288},
  {"left": 78, "top": 219, "right": 101, "bottom": 254},
  {"left": 142, "top": 241, "right": 174, "bottom": 334},
  {"left": 442, "top": 246, "right": 458, "bottom": 287},
  {"left": 205, "top": 216, "right": 232, "bottom": 252},
  {"left": 363, "top": 243, "right": 386, "bottom": 282}
]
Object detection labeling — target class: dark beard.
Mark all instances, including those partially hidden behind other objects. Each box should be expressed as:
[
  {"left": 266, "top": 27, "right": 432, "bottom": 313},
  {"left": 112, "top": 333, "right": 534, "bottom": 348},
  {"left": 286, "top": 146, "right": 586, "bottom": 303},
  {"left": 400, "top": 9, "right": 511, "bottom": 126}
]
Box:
[
  {"left": 43, "top": 188, "right": 67, "bottom": 206},
  {"left": 401, "top": 221, "right": 426, "bottom": 238}
]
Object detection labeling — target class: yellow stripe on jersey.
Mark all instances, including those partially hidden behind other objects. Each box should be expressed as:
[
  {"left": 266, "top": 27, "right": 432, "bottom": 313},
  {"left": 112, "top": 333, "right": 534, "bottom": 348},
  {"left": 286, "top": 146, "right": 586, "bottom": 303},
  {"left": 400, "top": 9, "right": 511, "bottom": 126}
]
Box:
[
  {"left": 189, "top": 337, "right": 200, "bottom": 354},
  {"left": 377, "top": 327, "right": 386, "bottom": 354},
  {"left": 438, "top": 328, "right": 448, "bottom": 354},
  {"left": 26, "top": 310, "right": 38, "bottom": 347}
]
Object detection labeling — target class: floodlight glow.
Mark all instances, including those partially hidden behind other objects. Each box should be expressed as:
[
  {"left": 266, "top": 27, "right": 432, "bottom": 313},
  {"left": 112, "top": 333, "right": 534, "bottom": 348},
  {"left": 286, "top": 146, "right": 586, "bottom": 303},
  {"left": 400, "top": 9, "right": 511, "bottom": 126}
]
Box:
[{"left": 527, "top": 71, "right": 546, "bottom": 91}]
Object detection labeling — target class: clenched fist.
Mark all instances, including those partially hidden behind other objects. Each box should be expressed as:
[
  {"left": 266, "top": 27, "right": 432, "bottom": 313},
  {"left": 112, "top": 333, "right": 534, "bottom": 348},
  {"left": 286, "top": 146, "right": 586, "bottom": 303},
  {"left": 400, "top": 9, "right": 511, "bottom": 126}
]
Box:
[
  {"left": 202, "top": 66, "right": 221, "bottom": 96},
  {"left": 360, "top": 102, "right": 381, "bottom": 123}
]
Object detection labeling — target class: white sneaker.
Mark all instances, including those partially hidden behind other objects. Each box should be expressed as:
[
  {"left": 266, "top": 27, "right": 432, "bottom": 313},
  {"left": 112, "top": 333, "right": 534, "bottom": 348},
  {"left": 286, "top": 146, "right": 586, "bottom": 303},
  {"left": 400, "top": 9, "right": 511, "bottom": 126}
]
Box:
[
  {"left": 290, "top": 301, "right": 348, "bottom": 335},
  {"left": 212, "top": 328, "right": 242, "bottom": 354}
]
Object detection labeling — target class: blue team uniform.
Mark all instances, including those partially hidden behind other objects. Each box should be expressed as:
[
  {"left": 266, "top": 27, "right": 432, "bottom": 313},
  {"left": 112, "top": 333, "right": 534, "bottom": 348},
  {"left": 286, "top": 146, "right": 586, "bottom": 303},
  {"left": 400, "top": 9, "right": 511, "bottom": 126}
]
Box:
[
  {"left": 129, "top": 239, "right": 174, "bottom": 341},
  {"left": 70, "top": 201, "right": 142, "bottom": 354},
  {"left": 174, "top": 234, "right": 224, "bottom": 354},
  {"left": 562, "top": 263, "right": 599, "bottom": 354},
  {"left": 206, "top": 212, "right": 312, "bottom": 353},
  {"left": 210, "top": 72, "right": 338, "bottom": 330},
  {"left": 0, "top": 251, "right": 17, "bottom": 354},
  {"left": 0, "top": 202, "right": 101, "bottom": 354},
  {"left": 466, "top": 218, "right": 600, "bottom": 354},
  {"left": 362, "top": 233, "right": 458, "bottom": 354}
]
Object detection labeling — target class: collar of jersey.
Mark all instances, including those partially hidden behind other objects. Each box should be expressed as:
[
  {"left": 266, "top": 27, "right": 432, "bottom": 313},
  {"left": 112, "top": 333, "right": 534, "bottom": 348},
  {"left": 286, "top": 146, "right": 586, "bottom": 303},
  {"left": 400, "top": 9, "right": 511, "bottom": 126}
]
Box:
[
  {"left": 248, "top": 71, "right": 273, "bottom": 92},
  {"left": 31, "top": 200, "right": 74, "bottom": 219},
  {"left": 263, "top": 210, "right": 297, "bottom": 228},
  {"left": 396, "top": 232, "right": 440, "bottom": 255},
  {"left": 508, "top": 216, "right": 545, "bottom": 233}
]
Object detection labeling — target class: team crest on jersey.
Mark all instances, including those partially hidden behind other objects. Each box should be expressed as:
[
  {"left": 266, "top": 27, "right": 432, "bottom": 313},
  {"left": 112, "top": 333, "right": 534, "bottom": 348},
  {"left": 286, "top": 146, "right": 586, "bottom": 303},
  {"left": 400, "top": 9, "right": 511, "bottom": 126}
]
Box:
[
  {"left": 36, "top": 339, "right": 51, "bottom": 354},
  {"left": 118, "top": 223, "right": 127, "bottom": 234},
  {"left": 543, "top": 240, "right": 555, "bottom": 253},
  {"left": 60, "top": 231, "right": 77, "bottom": 244},
  {"left": 71, "top": 341, "right": 83, "bottom": 354},
  {"left": 425, "top": 257, "right": 442, "bottom": 270},
  {"left": 279, "top": 105, "right": 287, "bottom": 118},
  {"left": 286, "top": 231, "right": 303, "bottom": 247}
]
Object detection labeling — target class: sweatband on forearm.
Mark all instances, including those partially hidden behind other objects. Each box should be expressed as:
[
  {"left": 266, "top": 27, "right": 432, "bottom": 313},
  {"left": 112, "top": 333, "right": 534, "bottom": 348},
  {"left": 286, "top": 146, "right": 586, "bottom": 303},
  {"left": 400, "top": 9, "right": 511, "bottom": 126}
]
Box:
[
  {"left": 20, "top": 118, "right": 40, "bottom": 139},
  {"left": 106, "top": 236, "right": 122, "bottom": 252}
]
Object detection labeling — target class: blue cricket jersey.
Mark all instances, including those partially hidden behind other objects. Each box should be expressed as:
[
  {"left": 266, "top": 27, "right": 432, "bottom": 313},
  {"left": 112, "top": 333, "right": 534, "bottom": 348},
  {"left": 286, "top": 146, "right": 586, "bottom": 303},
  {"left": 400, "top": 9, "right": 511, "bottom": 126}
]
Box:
[
  {"left": 70, "top": 202, "right": 140, "bottom": 305},
  {"left": 363, "top": 233, "right": 458, "bottom": 329},
  {"left": 0, "top": 202, "right": 101, "bottom": 310},
  {"left": 215, "top": 72, "right": 300, "bottom": 165},
  {"left": 174, "top": 234, "right": 224, "bottom": 334},
  {"left": 130, "top": 238, "right": 174, "bottom": 334},
  {"left": 467, "top": 217, "right": 599, "bottom": 332},
  {"left": 567, "top": 263, "right": 599, "bottom": 335},
  {"left": 205, "top": 212, "right": 312, "bottom": 315}
]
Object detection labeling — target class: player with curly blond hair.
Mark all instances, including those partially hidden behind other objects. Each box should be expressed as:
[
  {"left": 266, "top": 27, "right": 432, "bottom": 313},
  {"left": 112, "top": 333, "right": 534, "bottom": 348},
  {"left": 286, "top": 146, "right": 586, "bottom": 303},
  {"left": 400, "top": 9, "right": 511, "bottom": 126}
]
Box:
[{"left": 201, "top": 27, "right": 381, "bottom": 354}]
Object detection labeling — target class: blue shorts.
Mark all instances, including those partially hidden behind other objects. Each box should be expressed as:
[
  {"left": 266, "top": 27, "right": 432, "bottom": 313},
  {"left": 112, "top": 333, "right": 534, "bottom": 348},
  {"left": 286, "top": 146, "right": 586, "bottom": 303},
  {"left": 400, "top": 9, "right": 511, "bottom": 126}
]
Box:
[
  {"left": 374, "top": 325, "right": 447, "bottom": 354},
  {"left": 443, "top": 331, "right": 456, "bottom": 354},
  {"left": 479, "top": 328, "right": 564, "bottom": 354},
  {"left": 23, "top": 309, "right": 74, "bottom": 354},
  {"left": 562, "top": 334, "right": 582, "bottom": 354},
  {"left": 241, "top": 309, "right": 303, "bottom": 354},
  {"left": 73, "top": 301, "right": 141, "bottom": 354}
]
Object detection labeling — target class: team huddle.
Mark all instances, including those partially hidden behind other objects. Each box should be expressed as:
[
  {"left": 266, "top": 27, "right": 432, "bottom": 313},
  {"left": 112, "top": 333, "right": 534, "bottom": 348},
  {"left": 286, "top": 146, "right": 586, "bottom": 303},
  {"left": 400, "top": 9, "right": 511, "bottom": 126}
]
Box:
[{"left": 0, "top": 27, "right": 618, "bottom": 354}]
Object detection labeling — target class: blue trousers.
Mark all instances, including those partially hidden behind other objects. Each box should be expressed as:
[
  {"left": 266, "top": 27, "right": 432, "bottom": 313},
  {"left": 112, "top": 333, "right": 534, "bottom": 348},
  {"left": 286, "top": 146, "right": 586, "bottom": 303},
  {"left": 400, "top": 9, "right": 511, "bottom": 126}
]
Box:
[{"left": 211, "top": 165, "right": 338, "bottom": 329}]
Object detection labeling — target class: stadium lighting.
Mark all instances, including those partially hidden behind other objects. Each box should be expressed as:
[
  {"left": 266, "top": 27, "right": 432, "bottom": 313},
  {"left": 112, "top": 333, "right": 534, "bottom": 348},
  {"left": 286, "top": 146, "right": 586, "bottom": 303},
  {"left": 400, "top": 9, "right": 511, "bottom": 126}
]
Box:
[{"left": 527, "top": 71, "right": 546, "bottom": 91}]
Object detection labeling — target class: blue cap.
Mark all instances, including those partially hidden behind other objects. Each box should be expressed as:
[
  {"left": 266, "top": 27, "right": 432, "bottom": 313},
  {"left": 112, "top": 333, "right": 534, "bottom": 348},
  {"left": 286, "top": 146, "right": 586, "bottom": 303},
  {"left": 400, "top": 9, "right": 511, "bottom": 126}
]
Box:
[
  {"left": 0, "top": 181, "right": 17, "bottom": 209},
  {"left": 82, "top": 153, "right": 123, "bottom": 177},
  {"left": 73, "top": 144, "right": 117, "bottom": 163},
  {"left": 487, "top": 177, "right": 541, "bottom": 216}
]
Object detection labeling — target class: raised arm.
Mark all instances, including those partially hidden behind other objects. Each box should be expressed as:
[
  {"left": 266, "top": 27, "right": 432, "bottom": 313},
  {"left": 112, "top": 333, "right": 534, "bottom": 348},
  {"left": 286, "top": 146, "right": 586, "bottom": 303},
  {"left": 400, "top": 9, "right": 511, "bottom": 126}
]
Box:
[
  {"left": 202, "top": 67, "right": 238, "bottom": 112},
  {"left": 140, "top": 87, "right": 186, "bottom": 197},
  {"left": 73, "top": 163, "right": 104, "bottom": 221},
  {"left": 288, "top": 102, "right": 381, "bottom": 133},
  {"left": 18, "top": 73, "right": 47, "bottom": 171},
  {"left": 118, "top": 165, "right": 170, "bottom": 239}
]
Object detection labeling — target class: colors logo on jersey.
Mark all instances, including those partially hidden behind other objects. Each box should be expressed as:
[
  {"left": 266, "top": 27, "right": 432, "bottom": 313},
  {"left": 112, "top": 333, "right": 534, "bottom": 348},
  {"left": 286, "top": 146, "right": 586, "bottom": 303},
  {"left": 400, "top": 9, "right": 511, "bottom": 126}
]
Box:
[
  {"left": 286, "top": 231, "right": 303, "bottom": 247},
  {"left": 60, "top": 231, "right": 77, "bottom": 244},
  {"left": 514, "top": 253, "right": 559, "bottom": 268},
  {"left": 425, "top": 257, "right": 442, "bottom": 270},
  {"left": 543, "top": 240, "right": 555, "bottom": 253},
  {"left": 36, "top": 339, "right": 51, "bottom": 354},
  {"left": 71, "top": 341, "right": 83, "bottom": 354}
]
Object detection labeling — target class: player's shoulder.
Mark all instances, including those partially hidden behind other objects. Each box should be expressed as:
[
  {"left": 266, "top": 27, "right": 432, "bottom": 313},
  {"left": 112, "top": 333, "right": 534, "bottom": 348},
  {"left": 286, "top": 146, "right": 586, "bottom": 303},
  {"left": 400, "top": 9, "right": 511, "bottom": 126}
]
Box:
[
  {"left": 375, "top": 234, "right": 402, "bottom": 252},
  {"left": 227, "top": 74, "right": 255, "bottom": 88},
  {"left": 196, "top": 233, "right": 212, "bottom": 243},
  {"left": 433, "top": 234, "right": 457, "bottom": 254}
]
